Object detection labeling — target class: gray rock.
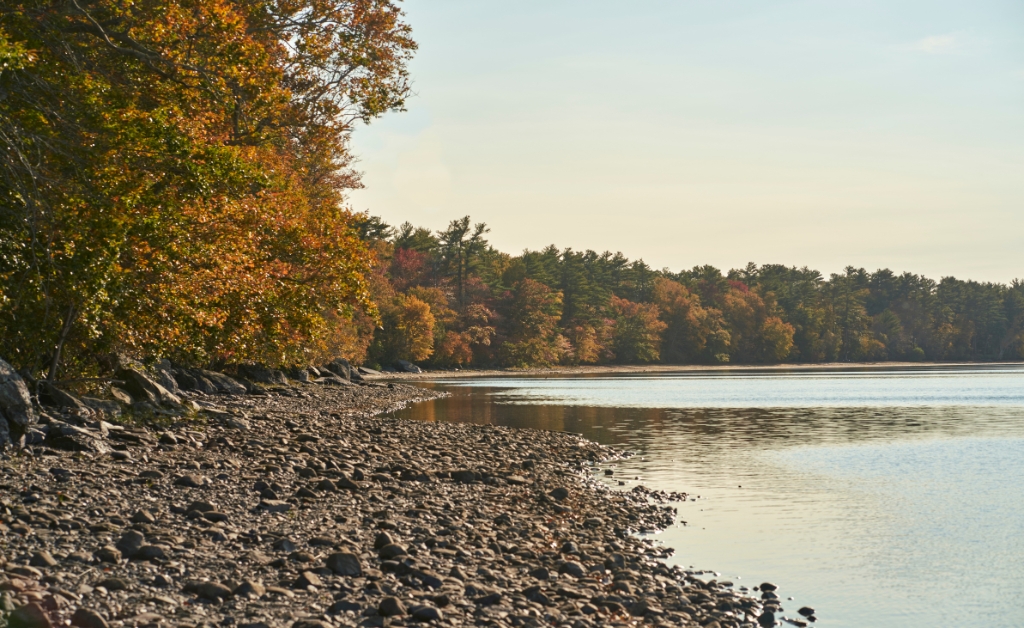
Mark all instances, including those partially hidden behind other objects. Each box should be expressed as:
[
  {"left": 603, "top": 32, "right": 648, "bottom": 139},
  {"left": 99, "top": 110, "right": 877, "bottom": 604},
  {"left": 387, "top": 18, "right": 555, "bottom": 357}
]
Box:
[
  {"left": 8, "top": 602, "right": 52, "bottom": 628},
  {"left": 187, "top": 500, "right": 217, "bottom": 513},
  {"left": 395, "top": 359, "right": 422, "bottom": 373},
  {"left": 71, "top": 608, "right": 109, "bottom": 628},
  {"left": 475, "top": 592, "right": 502, "bottom": 606},
  {"left": 46, "top": 422, "right": 110, "bottom": 453},
  {"left": 22, "top": 427, "right": 45, "bottom": 445},
  {"left": 451, "top": 470, "right": 478, "bottom": 483},
  {"left": 195, "top": 369, "right": 248, "bottom": 395},
  {"left": 131, "top": 509, "right": 156, "bottom": 524},
  {"left": 94, "top": 546, "right": 121, "bottom": 563},
  {"left": 108, "top": 386, "right": 133, "bottom": 405},
  {"left": 335, "top": 472, "right": 361, "bottom": 490},
  {"left": 374, "top": 532, "right": 394, "bottom": 549},
  {"left": 379, "top": 543, "right": 407, "bottom": 559},
  {"left": 259, "top": 499, "right": 291, "bottom": 513},
  {"left": 238, "top": 364, "right": 288, "bottom": 385},
  {"left": 137, "top": 545, "right": 167, "bottom": 561},
  {"left": 327, "top": 600, "right": 361, "bottom": 614},
  {"left": 41, "top": 383, "right": 88, "bottom": 410},
  {"left": 410, "top": 605, "right": 443, "bottom": 621},
  {"left": 294, "top": 571, "right": 322, "bottom": 588},
  {"left": 234, "top": 580, "right": 266, "bottom": 597},
  {"left": 549, "top": 487, "right": 569, "bottom": 501},
  {"left": 378, "top": 597, "right": 407, "bottom": 617},
  {"left": 0, "top": 357, "right": 36, "bottom": 445},
  {"left": 287, "top": 367, "right": 311, "bottom": 383},
  {"left": 195, "top": 582, "right": 233, "bottom": 601},
  {"left": 326, "top": 552, "right": 362, "bottom": 576},
  {"left": 323, "top": 358, "right": 352, "bottom": 380},
  {"left": 97, "top": 577, "right": 130, "bottom": 591},
  {"left": 81, "top": 396, "right": 123, "bottom": 417},
  {"left": 152, "top": 359, "right": 180, "bottom": 395},
  {"left": 116, "top": 367, "right": 181, "bottom": 407},
  {"left": 528, "top": 567, "right": 549, "bottom": 580},
  {"left": 558, "top": 561, "right": 585, "bottom": 578},
  {"left": 116, "top": 530, "right": 145, "bottom": 558},
  {"left": 173, "top": 474, "right": 207, "bottom": 488},
  {"left": 29, "top": 551, "right": 57, "bottom": 567}
]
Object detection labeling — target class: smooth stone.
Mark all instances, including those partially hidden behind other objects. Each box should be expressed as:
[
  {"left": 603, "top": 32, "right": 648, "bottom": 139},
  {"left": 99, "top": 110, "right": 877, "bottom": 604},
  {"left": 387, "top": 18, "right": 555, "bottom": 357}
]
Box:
[
  {"left": 379, "top": 543, "right": 407, "bottom": 559},
  {"left": 378, "top": 597, "right": 406, "bottom": 617},
  {"left": 410, "top": 605, "right": 443, "bottom": 621},
  {"left": 70, "top": 608, "right": 109, "bottom": 628},
  {"left": 8, "top": 603, "right": 52, "bottom": 628},
  {"left": 549, "top": 487, "right": 569, "bottom": 501},
  {"left": 115, "top": 530, "right": 145, "bottom": 557},
  {"left": 259, "top": 500, "right": 291, "bottom": 513},
  {"left": 326, "top": 552, "right": 362, "bottom": 576},
  {"left": 196, "top": 582, "right": 233, "bottom": 601}
]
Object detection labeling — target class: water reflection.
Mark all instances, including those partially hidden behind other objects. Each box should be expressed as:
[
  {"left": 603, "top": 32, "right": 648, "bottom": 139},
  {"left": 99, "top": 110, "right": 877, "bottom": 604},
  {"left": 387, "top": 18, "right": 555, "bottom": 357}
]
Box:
[
  {"left": 388, "top": 367, "right": 1024, "bottom": 628},
  {"left": 395, "top": 381, "right": 1024, "bottom": 452}
]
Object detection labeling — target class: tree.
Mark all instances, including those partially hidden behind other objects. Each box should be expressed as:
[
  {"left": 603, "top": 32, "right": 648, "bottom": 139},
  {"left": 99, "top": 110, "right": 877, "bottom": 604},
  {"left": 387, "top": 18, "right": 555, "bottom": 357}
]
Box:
[
  {"left": 437, "top": 216, "right": 489, "bottom": 308},
  {"left": 498, "top": 279, "right": 564, "bottom": 367},
  {"left": 826, "top": 267, "right": 871, "bottom": 361},
  {"left": 0, "top": 0, "right": 416, "bottom": 375},
  {"left": 720, "top": 284, "right": 794, "bottom": 363},
  {"left": 652, "top": 277, "right": 733, "bottom": 363},
  {"left": 608, "top": 296, "right": 666, "bottom": 363},
  {"left": 370, "top": 294, "right": 435, "bottom": 365}
]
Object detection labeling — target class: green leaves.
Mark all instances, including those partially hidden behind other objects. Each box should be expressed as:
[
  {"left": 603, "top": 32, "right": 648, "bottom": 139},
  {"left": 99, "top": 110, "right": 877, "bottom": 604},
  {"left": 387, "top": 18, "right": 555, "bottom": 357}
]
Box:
[{"left": 0, "top": 0, "right": 414, "bottom": 375}]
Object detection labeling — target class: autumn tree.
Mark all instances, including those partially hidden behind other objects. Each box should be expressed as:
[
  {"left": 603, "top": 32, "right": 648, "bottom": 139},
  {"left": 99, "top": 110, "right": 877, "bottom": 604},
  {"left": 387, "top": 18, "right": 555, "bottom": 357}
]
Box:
[
  {"left": 498, "top": 279, "right": 565, "bottom": 367},
  {"left": 720, "top": 283, "right": 794, "bottom": 363},
  {"left": 652, "top": 278, "right": 730, "bottom": 363},
  {"left": 0, "top": 0, "right": 415, "bottom": 376},
  {"left": 369, "top": 294, "right": 435, "bottom": 365},
  {"left": 608, "top": 296, "right": 666, "bottom": 363}
]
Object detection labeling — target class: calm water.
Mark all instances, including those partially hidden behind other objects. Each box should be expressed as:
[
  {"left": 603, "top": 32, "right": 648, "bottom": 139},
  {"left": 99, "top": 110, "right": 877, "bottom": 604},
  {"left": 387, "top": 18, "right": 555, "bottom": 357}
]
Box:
[{"left": 388, "top": 366, "right": 1024, "bottom": 627}]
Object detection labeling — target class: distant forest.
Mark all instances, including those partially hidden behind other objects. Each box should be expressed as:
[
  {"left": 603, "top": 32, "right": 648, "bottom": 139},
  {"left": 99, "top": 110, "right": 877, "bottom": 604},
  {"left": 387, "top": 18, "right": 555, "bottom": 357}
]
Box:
[{"left": 352, "top": 215, "right": 1024, "bottom": 369}]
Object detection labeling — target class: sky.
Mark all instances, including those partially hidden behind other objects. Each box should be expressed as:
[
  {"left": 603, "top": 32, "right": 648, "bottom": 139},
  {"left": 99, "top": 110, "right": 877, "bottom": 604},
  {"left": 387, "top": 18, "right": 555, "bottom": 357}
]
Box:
[{"left": 347, "top": 0, "right": 1024, "bottom": 283}]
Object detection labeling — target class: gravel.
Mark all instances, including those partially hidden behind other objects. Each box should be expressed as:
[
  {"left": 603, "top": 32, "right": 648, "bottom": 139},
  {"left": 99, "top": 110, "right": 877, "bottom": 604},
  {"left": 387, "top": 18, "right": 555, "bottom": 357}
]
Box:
[{"left": 0, "top": 379, "right": 793, "bottom": 628}]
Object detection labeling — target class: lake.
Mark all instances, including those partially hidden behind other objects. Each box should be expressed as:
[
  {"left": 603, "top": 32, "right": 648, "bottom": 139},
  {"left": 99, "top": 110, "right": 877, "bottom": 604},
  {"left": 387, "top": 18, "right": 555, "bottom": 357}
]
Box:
[{"left": 387, "top": 365, "right": 1024, "bottom": 627}]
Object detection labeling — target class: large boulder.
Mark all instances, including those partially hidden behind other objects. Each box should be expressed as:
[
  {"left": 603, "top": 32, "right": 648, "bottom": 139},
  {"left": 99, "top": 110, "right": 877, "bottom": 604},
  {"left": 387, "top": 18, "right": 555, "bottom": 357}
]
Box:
[
  {"left": 0, "top": 357, "right": 36, "bottom": 446},
  {"left": 39, "top": 382, "right": 89, "bottom": 411},
  {"left": 152, "top": 359, "right": 181, "bottom": 396},
  {"left": 45, "top": 421, "right": 111, "bottom": 453},
  {"left": 237, "top": 363, "right": 288, "bottom": 385},
  {"left": 323, "top": 358, "right": 352, "bottom": 380},
  {"left": 116, "top": 367, "right": 182, "bottom": 407},
  {"left": 395, "top": 360, "right": 423, "bottom": 374},
  {"left": 194, "top": 369, "right": 248, "bottom": 395},
  {"left": 287, "top": 367, "right": 311, "bottom": 383}
]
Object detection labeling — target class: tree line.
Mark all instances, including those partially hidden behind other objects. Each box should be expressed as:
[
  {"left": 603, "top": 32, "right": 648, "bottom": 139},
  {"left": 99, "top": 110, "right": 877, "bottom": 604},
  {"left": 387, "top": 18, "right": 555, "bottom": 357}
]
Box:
[
  {"left": 357, "top": 216, "right": 1024, "bottom": 369},
  {"left": 2, "top": 1, "right": 1021, "bottom": 378}
]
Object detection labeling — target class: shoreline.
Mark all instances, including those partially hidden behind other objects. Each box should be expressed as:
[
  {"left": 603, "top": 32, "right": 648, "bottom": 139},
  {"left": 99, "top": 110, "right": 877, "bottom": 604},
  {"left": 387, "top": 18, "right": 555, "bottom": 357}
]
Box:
[
  {"left": 0, "top": 380, "right": 791, "bottom": 628},
  {"left": 370, "top": 360, "right": 1024, "bottom": 382}
]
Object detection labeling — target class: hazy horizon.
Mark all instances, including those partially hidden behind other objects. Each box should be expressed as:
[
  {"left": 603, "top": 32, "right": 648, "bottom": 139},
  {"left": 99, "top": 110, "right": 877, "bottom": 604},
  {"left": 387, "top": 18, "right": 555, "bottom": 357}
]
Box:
[{"left": 348, "top": 0, "right": 1023, "bottom": 283}]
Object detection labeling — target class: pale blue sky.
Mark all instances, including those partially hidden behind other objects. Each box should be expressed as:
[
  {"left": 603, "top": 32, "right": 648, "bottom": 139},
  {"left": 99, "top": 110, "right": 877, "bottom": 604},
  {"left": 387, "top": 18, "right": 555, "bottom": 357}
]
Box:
[{"left": 348, "top": 0, "right": 1024, "bottom": 282}]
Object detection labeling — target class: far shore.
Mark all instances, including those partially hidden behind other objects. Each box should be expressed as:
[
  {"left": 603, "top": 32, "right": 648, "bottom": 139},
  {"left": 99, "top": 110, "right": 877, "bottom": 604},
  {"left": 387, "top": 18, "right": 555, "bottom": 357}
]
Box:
[{"left": 370, "top": 360, "right": 1024, "bottom": 381}]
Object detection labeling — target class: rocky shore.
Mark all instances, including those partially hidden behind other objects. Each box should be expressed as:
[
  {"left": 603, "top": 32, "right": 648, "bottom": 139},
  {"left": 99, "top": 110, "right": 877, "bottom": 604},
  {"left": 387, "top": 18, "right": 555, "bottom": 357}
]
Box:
[{"left": 0, "top": 361, "right": 807, "bottom": 628}]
